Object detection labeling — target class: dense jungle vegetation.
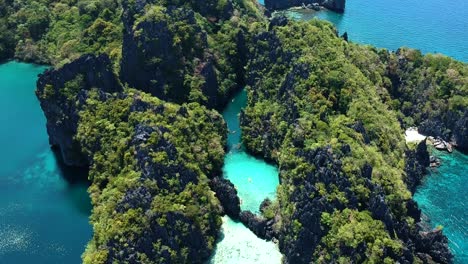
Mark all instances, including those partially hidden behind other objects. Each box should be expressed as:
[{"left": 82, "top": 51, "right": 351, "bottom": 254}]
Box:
[{"left": 3, "top": 0, "right": 466, "bottom": 263}]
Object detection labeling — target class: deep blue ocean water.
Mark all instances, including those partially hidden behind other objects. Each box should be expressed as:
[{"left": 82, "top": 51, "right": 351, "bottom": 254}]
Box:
[
  {"left": 271, "top": 0, "right": 468, "bottom": 62},
  {"left": 0, "top": 62, "right": 92, "bottom": 263}
]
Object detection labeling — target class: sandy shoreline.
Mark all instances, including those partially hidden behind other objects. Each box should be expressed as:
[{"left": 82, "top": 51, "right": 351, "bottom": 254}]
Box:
[{"left": 405, "top": 127, "right": 427, "bottom": 143}]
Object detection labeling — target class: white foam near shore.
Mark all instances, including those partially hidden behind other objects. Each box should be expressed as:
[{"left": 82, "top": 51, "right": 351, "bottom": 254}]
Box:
[{"left": 405, "top": 128, "right": 427, "bottom": 143}]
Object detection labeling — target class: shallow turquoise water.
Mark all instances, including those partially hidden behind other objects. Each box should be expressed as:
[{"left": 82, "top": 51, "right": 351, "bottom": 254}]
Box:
[
  {"left": 272, "top": 0, "right": 468, "bottom": 62},
  {"left": 0, "top": 61, "right": 92, "bottom": 263},
  {"left": 222, "top": 89, "right": 280, "bottom": 213},
  {"left": 414, "top": 150, "right": 468, "bottom": 264},
  {"left": 210, "top": 89, "right": 281, "bottom": 263}
]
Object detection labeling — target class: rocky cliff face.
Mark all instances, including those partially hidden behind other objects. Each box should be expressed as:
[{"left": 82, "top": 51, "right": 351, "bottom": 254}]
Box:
[
  {"left": 241, "top": 16, "right": 453, "bottom": 264},
  {"left": 419, "top": 109, "right": 468, "bottom": 151},
  {"left": 384, "top": 49, "right": 468, "bottom": 152},
  {"left": 120, "top": 1, "right": 214, "bottom": 105},
  {"left": 209, "top": 177, "right": 241, "bottom": 219},
  {"left": 404, "top": 140, "right": 430, "bottom": 194},
  {"left": 36, "top": 54, "right": 122, "bottom": 166},
  {"left": 119, "top": 0, "right": 248, "bottom": 109},
  {"left": 36, "top": 51, "right": 228, "bottom": 263},
  {"left": 264, "top": 0, "right": 345, "bottom": 13}
]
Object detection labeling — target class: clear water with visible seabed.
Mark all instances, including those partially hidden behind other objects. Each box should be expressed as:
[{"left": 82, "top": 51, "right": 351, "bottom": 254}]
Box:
[
  {"left": 414, "top": 149, "right": 468, "bottom": 264},
  {"left": 0, "top": 61, "right": 92, "bottom": 264},
  {"left": 209, "top": 89, "right": 282, "bottom": 263}
]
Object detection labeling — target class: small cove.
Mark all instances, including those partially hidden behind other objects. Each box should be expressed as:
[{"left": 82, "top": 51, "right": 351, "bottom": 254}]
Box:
[{"left": 209, "top": 89, "right": 282, "bottom": 263}]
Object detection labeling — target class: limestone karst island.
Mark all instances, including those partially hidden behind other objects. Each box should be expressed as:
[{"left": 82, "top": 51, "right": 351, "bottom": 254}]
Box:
[{"left": 0, "top": 0, "right": 466, "bottom": 263}]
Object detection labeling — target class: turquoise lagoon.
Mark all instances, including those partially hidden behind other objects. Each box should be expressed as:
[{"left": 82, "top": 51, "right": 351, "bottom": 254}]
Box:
[
  {"left": 0, "top": 62, "right": 92, "bottom": 264},
  {"left": 210, "top": 89, "right": 282, "bottom": 263}
]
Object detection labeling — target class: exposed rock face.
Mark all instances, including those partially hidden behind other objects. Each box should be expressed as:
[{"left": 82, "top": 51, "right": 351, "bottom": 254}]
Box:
[
  {"left": 385, "top": 49, "right": 467, "bottom": 152},
  {"left": 264, "top": 0, "right": 345, "bottom": 13},
  {"left": 321, "top": 0, "right": 345, "bottom": 13},
  {"left": 119, "top": 0, "right": 245, "bottom": 109},
  {"left": 415, "top": 229, "right": 453, "bottom": 264},
  {"left": 36, "top": 54, "right": 122, "bottom": 166},
  {"left": 120, "top": 2, "right": 212, "bottom": 104},
  {"left": 419, "top": 110, "right": 468, "bottom": 151},
  {"left": 209, "top": 177, "right": 241, "bottom": 219},
  {"left": 106, "top": 211, "right": 217, "bottom": 263},
  {"left": 278, "top": 147, "right": 359, "bottom": 264},
  {"left": 405, "top": 139, "right": 430, "bottom": 193},
  {"left": 239, "top": 211, "right": 276, "bottom": 240},
  {"left": 453, "top": 110, "right": 468, "bottom": 150}
]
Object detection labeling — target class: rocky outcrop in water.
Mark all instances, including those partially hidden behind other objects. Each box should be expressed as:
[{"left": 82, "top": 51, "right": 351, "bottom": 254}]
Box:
[
  {"left": 210, "top": 177, "right": 241, "bottom": 219},
  {"left": 239, "top": 210, "right": 277, "bottom": 240},
  {"left": 415, "top": 229, "right": 453, "bottom": 264},
  {"left": 264, "top": 0, "right": 345, "bottom": 13},
  {"left": 36, "top": 54, "right": 122, "bottom": 166}
]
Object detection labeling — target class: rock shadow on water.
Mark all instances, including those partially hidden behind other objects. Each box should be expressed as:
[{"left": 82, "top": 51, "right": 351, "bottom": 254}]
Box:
[{"left": 51, "top": 147, "right": 92, "bottom": 215}]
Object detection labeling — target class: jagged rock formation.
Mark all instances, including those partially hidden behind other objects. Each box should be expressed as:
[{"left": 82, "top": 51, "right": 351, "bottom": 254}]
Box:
[
  {"left": 33, "top": 1, "right": 465, "bottom": 263},
  {"left": 404, "top": 140, "right": 430, "bottom": 193},
  {"left": 242, "top": 16, "right": 453, "bottom": 264},
  {"left": 36, "top": 54, "right": 122, "bottom": 166},
  {"left": 264, "top": 0, "right": 345, "bottom": 13},
  {"left": 210, "top": 177, "right": 241, "bottom": 219},
  {"left": 120, "top": 0, "right": 251, "bottom": 109},
  {"left": 239, "top": 210, "right": 276, "bottom": 240},
  {"left": 384, "top": 48, "right": 468, "bottom": 152},
  {"left": 419, "top": 110, "right": 468, "bottom": 151},
  {"left": 37, "top": 53, "right": 228, "bottom": 263}
]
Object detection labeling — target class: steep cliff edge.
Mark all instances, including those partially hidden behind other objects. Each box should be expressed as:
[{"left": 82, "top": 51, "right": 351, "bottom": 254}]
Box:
[
  {"left": 36, "top": 53, "right": 228, "bottom": 264},
  {"left": 383, "top": 48, "right": 468, "bottom": 152},
  {"left": 264, "top": 0, "right": 346, "bottom": 13},
  {"left": 241, "top": 16, "right": 453, "bottom": 263},
  {"left": 120, "top": 0, "right": 255, "bottom": 109},
  {"left": 36, "top": 54, "right": 122, "bottom": 166}
]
